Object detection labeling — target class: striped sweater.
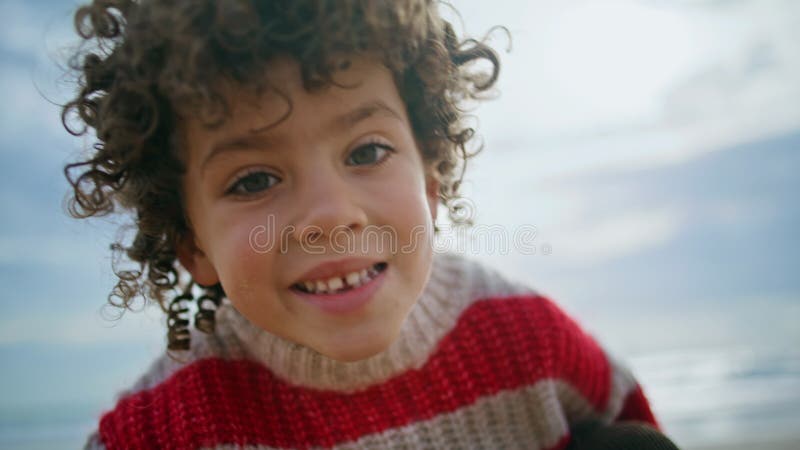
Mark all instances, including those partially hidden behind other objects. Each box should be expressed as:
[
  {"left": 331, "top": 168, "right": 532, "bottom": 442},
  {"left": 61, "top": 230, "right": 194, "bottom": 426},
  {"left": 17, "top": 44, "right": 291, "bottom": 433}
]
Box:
[{"left": 85, "top": 252, "right": 657, "bottom": 449}]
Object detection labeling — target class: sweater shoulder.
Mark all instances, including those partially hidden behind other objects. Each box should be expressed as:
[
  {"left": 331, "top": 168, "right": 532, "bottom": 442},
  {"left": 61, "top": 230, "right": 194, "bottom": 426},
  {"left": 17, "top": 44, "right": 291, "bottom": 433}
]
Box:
[
  {"left": 433, "top": 252, "right": 538, "bottom": 304},
  {"left": 96, "top": 357, "right": 271, "bottom": 449},
  {"left": 451, "top": 286, "right": 646, "bottom": 423},
  {"left": 90, "top": 325, "right": 250, "bottom": 449},
  {"left": 116, "top": 322, "right": 247, "bottom": 397}
]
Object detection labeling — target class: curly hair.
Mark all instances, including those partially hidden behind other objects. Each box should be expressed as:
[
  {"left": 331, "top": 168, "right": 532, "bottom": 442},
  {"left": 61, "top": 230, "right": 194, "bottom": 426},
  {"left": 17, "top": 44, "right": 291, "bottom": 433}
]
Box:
[{"left": 62, "top": 0, "right": 502, "bottom": 323}]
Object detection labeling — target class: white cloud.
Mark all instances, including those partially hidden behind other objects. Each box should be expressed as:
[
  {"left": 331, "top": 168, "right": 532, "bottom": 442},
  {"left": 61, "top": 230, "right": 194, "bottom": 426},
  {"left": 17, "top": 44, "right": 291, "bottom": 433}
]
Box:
[
  {"left": 0, "top": 0, "right": 77, "bottom": 66},
  {"left": 0, "top": 305, "right": 165, "bottom": 345},
  {"left": 0, "top": 232, "right": 110, "bottom": 269},
  {"left": 448, "top": 0, "right": 800, "bottom": 178},
  {"left": 0, "top": 1, "right": 88, "bottom": 154},
  {"left": 0, "top": 64, "right": 78, "bottom": 154},
  {"left": 547, "top": 207, "right": 685, "bottom": 264}
]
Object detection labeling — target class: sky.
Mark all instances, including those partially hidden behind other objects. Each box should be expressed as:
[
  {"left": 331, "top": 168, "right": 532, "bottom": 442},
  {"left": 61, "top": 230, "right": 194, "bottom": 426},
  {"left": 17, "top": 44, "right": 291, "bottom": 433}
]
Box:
[{"left": 0, "top": 0, "right": 798, "bottom": 448}]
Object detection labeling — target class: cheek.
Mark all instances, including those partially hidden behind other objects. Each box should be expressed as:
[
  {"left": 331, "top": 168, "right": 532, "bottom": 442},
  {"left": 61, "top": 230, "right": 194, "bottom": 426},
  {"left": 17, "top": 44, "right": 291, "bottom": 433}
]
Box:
[
  {"left": 383, "top": 178, "right": 436, "bottom": 297},
  {"left": 376, "top": 166, "right": 435, "bottom": 252},
  {"left": 389, "top": 169, "right": 434, "bottom": 226},
  {"left": 210, "top": 210, "right": 280, "bottom": 302}
]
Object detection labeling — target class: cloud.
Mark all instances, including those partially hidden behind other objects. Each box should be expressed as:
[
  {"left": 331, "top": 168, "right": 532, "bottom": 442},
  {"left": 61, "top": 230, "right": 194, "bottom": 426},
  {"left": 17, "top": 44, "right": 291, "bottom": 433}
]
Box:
[
  {"left": 0, "top": 0, "right": 77, "bottom": 66},
  {"left": 456, "top": 0, "right": 800, "bottom": 183},
  {"left": 548, "top": 207, "right": 686, "bottom": 264},
  {"left": 0, "top": 305, "right": 165, "bottom": 345},
  {"left": 0, "top": 234, "right": 108, "bottom": 268},
  {"left": 0, "top": 0, "right": 86, "bottom": 156},
  {"left": 661, "top": 37, "right": 800, "bottom": 150},
  {"left": 0, "top": 62, "right": 78, "bottom": 153}
]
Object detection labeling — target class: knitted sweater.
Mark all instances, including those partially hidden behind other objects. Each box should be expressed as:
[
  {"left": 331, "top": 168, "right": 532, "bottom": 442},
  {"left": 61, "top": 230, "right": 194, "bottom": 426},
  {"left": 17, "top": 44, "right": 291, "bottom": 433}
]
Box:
[{"left": 85, "top": 252, "right": 657, "bottom": 450}]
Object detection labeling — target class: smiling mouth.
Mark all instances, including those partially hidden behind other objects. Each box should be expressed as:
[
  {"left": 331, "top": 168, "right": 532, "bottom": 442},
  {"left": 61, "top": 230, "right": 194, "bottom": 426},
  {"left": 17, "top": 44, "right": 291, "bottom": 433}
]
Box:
[{"left": 290, "top": 262, "right": 388, "bottom": 295}]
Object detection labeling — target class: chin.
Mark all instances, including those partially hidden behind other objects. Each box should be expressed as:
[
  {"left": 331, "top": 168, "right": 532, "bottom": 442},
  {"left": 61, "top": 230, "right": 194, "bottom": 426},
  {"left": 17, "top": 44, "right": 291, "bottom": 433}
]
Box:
[{"left": 315, "top": 330, "right": 397, "bottom": 363}]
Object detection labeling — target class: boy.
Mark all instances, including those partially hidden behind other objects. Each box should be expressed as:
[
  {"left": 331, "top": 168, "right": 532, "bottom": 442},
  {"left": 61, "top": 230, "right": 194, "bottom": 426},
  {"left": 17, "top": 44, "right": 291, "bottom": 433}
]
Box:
[{"left": 62, "top": 0, "right": 672, "bottom": 448}]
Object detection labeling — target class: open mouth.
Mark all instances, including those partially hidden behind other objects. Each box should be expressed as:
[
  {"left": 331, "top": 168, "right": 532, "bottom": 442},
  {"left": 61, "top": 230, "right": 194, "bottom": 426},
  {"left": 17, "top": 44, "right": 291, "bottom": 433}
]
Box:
[{"left": 290, "top": 262, "right": 388, "bottom": 295}]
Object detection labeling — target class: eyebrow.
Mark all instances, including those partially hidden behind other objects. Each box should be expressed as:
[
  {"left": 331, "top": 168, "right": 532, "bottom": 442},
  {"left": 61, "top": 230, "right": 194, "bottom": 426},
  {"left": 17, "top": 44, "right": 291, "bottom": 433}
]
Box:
[{"left": 201, "top": 99, "right": 404, "bottom": 173}]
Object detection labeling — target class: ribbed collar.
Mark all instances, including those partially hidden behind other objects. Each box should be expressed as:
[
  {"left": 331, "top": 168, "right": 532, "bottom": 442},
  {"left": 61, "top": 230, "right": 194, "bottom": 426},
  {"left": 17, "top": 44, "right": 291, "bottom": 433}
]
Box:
[{"left": 215, "top": 251, "right": 479, "bottom": 393}]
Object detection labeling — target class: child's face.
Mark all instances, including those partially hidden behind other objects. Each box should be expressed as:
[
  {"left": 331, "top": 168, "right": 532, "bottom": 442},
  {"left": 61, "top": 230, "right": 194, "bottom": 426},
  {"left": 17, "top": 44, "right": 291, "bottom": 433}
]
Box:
[{"left": 177, "top": 56, "right": 439, "bottom": 362}]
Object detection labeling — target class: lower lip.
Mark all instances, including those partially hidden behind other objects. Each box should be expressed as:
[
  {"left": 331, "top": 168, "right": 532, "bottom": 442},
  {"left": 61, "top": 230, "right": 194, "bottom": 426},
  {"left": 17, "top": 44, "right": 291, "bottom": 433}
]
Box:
[{"left": 290, "top": 265, "right": 388, "bottom": 314}]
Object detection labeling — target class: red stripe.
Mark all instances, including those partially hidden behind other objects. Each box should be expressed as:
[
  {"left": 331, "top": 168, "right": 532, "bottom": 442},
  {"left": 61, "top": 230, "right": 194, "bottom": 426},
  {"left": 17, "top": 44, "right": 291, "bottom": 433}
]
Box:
[{"left": 99, "top": 295, "right": 614, "bottom": 449}]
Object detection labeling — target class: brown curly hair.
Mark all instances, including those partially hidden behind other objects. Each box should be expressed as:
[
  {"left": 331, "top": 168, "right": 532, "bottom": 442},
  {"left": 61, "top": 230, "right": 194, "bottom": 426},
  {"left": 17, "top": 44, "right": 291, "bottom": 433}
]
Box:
[{"left": 62, "top": 0, "right": 502, "bottom": 330}]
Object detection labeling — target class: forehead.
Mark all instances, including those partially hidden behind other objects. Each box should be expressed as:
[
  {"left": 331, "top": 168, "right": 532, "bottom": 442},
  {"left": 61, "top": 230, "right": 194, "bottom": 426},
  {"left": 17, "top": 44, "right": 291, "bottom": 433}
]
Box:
[{"left": 180, "top": 56, "right": 410, "bottom": 165}]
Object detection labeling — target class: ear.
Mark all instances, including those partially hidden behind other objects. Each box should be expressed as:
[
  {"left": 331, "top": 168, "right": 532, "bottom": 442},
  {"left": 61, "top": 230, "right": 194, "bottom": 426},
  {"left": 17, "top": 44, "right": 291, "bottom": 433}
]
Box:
[
  {"left": 176, "top": 231, "right": 220, "bottom": 287},
  {"left": 425, "top": 173, "right": 440, "bottom": 222}
]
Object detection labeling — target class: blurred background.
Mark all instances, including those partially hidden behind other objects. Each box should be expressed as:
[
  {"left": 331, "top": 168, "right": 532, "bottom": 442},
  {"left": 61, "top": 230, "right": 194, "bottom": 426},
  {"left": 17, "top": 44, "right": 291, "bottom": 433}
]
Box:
[{"left": 0, "top": 0, "right": 798, "bottom": 449}]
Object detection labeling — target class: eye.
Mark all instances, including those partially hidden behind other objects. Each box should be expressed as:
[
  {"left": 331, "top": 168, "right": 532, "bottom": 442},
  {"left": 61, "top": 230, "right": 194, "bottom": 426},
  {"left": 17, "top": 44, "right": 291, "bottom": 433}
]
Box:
[
  {"left": 345, "top": 142, "right": 394, "bottom": 166},
  {"left": 226, "top": 170, "right": 280, "bottom": 196}
]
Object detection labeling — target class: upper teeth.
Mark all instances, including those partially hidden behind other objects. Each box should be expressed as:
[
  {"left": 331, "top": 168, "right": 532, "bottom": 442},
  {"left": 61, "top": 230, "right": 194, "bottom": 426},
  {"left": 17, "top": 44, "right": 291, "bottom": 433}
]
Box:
[{"left": 299, "top": 264, "right": 381, "bottom": 294}]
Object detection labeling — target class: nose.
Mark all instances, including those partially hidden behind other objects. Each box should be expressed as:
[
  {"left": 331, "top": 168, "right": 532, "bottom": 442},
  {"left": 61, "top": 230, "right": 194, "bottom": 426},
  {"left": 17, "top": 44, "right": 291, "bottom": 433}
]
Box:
[{"left": 290, "top": 169, "right": 368, "bottom": 246}]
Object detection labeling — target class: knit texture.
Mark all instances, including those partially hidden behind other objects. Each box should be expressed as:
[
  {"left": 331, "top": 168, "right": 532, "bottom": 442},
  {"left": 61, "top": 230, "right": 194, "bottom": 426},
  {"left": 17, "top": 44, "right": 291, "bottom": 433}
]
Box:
[
  {"left": 85, "top": 252, "right": 658, "bottom": 449},
  {"left": 566, "top": 420, "right": 679, "bottom": 450}
]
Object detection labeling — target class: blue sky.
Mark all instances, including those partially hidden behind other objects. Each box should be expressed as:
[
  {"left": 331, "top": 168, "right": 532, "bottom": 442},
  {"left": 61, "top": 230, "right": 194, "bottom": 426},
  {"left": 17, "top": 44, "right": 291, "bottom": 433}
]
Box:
[{"left": 0, "top": 0, "right": 798, "bottom": 447}]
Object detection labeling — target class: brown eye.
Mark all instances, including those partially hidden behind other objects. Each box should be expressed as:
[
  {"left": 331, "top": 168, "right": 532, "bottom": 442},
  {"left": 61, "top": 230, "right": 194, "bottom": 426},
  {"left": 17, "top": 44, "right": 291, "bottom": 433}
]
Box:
[
  {"left": 346, "top": 143, "right": 393, "bottom": 166},
  {"left": 227, "top": 171, "right": 279, "bottom": 196}
]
